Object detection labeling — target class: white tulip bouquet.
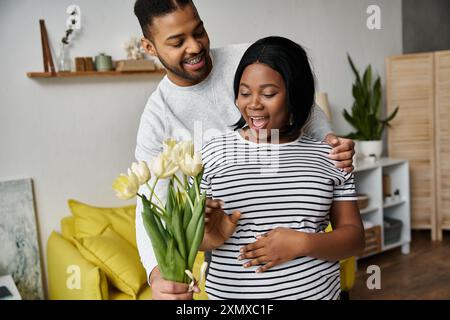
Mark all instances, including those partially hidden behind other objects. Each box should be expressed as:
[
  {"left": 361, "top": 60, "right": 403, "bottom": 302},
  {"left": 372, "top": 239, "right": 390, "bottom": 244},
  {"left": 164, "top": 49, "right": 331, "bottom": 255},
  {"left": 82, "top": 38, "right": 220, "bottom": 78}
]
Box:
[{"left": 113, "top": 139, "right": 207, "bottom": 288}]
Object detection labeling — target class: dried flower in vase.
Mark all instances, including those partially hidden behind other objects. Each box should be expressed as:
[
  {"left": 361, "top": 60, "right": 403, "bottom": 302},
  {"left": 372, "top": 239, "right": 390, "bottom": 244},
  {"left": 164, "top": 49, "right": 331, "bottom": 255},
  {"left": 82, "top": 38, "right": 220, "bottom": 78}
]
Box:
[
  {"left": 124, "top": 37, "right": 147, "bottom": 60},
  {"left": 61, "top": 6, "right": 80, "bottom": 45},
  {"left": 57, "top": 6, "right": 81, "bottom": 72}
]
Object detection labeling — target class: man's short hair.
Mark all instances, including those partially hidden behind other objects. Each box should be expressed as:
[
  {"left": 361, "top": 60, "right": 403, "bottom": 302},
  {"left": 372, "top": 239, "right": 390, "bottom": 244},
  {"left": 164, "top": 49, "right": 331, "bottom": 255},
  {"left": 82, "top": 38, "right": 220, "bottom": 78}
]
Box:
[{"left": 134, "top": 0, "right": 194, "bottom": 39}]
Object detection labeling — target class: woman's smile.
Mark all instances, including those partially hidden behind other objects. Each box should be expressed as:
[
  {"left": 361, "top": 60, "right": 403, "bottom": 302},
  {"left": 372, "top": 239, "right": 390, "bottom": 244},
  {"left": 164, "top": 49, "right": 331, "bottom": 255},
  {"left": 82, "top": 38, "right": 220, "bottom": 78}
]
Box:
[
  {"left": 249, "top": 116, "right": 270, "bottom": 130},
  {"left": 236, "top": 63, "right": 289, "bottom": 141}
]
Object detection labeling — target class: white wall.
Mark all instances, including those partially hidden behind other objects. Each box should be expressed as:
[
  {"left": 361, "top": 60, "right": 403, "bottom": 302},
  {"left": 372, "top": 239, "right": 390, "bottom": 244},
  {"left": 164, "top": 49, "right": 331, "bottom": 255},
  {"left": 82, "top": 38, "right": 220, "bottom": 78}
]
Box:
[
  {"left": 0, "top": 0, "right": 402, "bottom": 297},
  {"left": 196, "top": 0, "right": 402, "bottom": 132}
]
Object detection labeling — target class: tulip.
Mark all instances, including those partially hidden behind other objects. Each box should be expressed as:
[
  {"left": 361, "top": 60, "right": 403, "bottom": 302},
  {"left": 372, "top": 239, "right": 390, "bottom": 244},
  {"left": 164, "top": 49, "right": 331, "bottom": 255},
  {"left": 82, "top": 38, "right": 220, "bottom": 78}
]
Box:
[
  {"left": 161, "top": 139, "right": 178, "bottom": 164},
  {"left": 114, "top": 138, "right": 206, "bottom": 285},
  {"left": 198, "top": 261, "right": 208, "bottom": 285},
  {"left": 179, "top": 152, "right": 203, "bottom": 177},
  {"left": 112, "top": 172, "right": 139, "bottom": 200},
  {"left": 184, "top": 261, "right": 208, "bottom": 292},
  {"left": 131, "top": 161, "right": 151, "bottom": 185},
  {"left": 151, "top": 153, "right": 179, "bottom": 179},
  {"left": 166, "top": 140, "right": 194, "bottom": 165},
  {"left": 176, "top": 141, "right": 194, "bottom": 158},
  {"left": 163, "top": 138, "right": 178, "bottom": 152}
]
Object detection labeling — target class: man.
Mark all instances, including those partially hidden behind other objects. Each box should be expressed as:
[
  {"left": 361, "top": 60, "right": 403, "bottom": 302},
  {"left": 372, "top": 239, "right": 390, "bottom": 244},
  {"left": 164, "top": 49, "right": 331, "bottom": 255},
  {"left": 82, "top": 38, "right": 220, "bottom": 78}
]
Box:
[{"left": 133, "top": 0, "right": 355, "bottom": 300}]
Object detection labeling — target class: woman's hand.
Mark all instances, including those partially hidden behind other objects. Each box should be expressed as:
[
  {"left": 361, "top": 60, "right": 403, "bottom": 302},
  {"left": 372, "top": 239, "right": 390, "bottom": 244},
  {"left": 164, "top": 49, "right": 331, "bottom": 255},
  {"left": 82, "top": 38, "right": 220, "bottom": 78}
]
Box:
[
  {"left": 325, "top": 134, "right": 355, "bottom": 173},
  {"left": 238, "top": 228, "right": 309, "bottom": 273},
  {"left": 200, "top": 199, "right": 241, "bottom": 251}
]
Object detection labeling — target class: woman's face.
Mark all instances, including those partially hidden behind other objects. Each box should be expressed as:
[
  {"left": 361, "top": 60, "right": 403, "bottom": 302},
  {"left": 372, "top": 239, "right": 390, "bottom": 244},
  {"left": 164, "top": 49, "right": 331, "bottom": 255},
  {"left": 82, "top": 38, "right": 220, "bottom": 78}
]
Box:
[{"left": 236, "top": 63, "right": 290, "bottom": 141}]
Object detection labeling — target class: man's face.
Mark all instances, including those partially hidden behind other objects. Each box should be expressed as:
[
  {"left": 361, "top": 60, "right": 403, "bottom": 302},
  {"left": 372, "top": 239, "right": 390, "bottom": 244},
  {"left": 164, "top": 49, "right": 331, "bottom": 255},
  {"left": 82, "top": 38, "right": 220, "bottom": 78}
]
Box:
[{"left": 142, "top": 4, "right": 211, "bottom": 87}]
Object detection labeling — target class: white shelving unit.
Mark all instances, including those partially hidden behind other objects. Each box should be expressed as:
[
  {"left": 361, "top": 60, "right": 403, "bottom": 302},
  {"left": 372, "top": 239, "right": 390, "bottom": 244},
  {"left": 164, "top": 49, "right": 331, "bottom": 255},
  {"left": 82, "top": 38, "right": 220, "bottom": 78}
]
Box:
[{"left": 354, "top": 158, "right": 411, "bottom": 259}]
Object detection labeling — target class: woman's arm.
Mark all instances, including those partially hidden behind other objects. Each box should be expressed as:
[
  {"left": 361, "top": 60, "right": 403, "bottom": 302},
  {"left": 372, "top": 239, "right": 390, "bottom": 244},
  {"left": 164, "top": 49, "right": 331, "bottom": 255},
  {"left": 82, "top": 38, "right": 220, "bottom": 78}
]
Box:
[
  {"left": 300, "top": 200, "right": 365, "bottom": 261},
  {"left": 239, "top": 200, "right": 365, "bottom": 272}
]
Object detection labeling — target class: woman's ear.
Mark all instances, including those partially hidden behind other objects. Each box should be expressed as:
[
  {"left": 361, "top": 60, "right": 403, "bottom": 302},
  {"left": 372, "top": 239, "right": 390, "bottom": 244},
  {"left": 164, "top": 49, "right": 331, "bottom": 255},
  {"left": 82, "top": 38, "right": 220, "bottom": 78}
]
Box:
[{"left": 141, "top": 37, "right": 157, "bottom": 57}]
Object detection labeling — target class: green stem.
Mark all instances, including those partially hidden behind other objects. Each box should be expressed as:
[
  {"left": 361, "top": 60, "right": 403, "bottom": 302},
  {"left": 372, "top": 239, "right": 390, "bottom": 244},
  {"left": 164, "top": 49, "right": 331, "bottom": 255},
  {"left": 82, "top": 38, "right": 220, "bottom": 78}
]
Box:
[
  {"left": 193, "top": 177, "right": 201, "bottom": 203},
  {"left": 146, "top": 181, "right": 165, "bottom": 211},
  {"left": 184, "top": 175, "right": 188, "bottom": 189},
  {"left": 148, "top": 178, "right": 158, "bottom": 203},
  {"left": 138, "top": 193, "right": 165, "bottom": 215},
  {"left": 173, "top": 174, "right": 195, "bottom": 213}
]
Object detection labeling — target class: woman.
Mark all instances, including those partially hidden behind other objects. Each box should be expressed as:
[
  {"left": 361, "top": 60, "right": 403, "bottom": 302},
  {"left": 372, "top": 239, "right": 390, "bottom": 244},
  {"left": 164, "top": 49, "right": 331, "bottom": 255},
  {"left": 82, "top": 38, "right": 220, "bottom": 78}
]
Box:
[{"left": 199, "top": 36, "right": 365, "bottom": 300}]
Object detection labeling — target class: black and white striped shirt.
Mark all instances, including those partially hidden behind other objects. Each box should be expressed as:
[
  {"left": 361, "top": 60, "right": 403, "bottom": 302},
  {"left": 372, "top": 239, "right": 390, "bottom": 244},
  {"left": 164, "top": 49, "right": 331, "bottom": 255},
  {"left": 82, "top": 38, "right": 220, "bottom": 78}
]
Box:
[{"left": 200, "top": 131, "right": 357, "bottom": 300}]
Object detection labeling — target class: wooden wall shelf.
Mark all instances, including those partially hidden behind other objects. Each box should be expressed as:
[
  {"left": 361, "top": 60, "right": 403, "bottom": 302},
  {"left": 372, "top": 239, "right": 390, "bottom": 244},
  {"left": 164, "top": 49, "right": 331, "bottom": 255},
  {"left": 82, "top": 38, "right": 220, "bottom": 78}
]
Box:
[{"left": 27, "top": 70, "right": 166, "bottom": 78}]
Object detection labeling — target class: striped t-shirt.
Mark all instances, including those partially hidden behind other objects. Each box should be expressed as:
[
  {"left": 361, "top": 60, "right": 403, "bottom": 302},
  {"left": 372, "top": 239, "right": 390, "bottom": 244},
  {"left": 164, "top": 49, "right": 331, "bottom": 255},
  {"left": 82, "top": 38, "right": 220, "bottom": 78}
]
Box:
[{"left": 200, "top": 130, "right": 357, "bottom": 300}]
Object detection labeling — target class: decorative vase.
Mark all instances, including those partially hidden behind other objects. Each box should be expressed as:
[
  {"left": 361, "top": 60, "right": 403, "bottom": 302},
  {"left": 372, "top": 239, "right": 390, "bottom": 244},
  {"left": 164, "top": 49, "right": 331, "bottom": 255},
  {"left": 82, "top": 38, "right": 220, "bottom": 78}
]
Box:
[
  {"left": 57, "top": 43, "right": 72, "bottom": 72},
  {"left": 359, "top": 140, "right": 383, "bottom": 159},
  {"left": 95, "top": 53, "right": 114, "bottom": 71}
]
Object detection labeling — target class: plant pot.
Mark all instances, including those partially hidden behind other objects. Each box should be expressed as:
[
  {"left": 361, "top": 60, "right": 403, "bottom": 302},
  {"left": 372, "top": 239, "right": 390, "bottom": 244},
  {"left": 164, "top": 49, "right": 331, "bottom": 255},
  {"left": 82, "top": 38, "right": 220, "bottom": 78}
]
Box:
[
  {"left": 354, "top": 140, "right": 363, "bottom": 161},
  {"left": 358, "top": 140, "right": 383, "bottom": 159}
]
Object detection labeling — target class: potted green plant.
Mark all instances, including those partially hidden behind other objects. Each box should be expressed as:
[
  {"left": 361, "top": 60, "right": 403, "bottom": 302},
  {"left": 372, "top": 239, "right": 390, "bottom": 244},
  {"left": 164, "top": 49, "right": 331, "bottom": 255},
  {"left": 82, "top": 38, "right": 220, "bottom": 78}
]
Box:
[{"left": 343, "top": 54, "right": 399, "bottom": 159}]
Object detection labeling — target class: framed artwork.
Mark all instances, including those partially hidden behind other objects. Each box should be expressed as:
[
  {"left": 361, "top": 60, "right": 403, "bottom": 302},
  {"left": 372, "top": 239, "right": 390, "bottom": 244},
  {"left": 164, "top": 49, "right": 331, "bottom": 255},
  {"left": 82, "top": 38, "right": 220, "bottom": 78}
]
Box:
[{"left": 0, "top": 179, "right": 44, "bottom": 300}]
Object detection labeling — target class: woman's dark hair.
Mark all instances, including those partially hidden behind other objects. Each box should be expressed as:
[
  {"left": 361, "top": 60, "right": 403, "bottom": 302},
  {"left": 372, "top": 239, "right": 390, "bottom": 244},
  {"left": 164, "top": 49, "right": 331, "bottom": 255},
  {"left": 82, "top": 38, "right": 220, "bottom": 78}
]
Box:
[
  {"left": 134, "top": 0, "right": 193, "bottom": 39},
  {"left": 233, "top": 36, "right": 316, "bottom": 137}
]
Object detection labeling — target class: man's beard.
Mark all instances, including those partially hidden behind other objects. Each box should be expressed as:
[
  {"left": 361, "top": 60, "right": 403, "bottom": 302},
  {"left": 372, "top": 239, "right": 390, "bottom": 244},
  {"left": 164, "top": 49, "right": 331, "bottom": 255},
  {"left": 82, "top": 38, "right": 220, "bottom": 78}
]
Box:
[{"left": 157, "top": 50, "right": 211, "bottom": 85}]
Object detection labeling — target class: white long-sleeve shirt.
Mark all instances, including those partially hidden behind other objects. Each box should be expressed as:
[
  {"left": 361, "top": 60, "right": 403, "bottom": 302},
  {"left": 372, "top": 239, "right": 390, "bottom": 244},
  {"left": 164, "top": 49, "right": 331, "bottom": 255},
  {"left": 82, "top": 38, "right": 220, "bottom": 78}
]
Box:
[{"left": 134, "top": 44, "right": 332, "bottom": 281}]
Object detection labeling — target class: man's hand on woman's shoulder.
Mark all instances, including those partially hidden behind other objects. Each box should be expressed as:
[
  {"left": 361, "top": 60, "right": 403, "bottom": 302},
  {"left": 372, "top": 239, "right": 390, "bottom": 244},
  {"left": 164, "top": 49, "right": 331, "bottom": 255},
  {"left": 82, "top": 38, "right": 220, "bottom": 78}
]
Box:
[{"left": 324, "top": 133, "right": 356, "bottom": 173}]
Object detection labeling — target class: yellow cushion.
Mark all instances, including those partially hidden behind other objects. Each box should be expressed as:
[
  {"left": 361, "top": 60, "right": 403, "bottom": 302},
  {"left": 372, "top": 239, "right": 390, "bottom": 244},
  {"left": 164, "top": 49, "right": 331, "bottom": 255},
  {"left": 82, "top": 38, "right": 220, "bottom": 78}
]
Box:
[
  {"left": 193, "top": 252, "right": 209, "bottom": 300},
  {"left": 109, "top": 288, "right": 135, "bottom": 300},
  {"left": 109, "top": 286, "right": 153, "bottom": 300},
  {"left": 73, "top": 226, "right": 147, "bottom": 299},
  {"left": 61, "top": 216, "right": 76, "bottom": 244},
  {"left": 68, "top": 199, "right": 137, "bottom": 248},
  {"left": 47, "top": 231, "right": 109, "bottom": 300},
  {"left": 87, "top": 266, "right": 109, "bottom": 300},
  {"left": 137, "top": 286, "right": 153, "bottom": 300}
]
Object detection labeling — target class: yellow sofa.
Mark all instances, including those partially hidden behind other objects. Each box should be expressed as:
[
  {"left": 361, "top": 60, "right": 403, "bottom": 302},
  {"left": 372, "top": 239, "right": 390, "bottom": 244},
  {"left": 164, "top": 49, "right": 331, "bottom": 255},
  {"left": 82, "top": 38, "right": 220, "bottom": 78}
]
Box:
[
  {"left": 46, "top": 200, "right": 208, "bottom": 300},
  {"left": 47, "top": 200, "right": 355, "bottom": 300}
]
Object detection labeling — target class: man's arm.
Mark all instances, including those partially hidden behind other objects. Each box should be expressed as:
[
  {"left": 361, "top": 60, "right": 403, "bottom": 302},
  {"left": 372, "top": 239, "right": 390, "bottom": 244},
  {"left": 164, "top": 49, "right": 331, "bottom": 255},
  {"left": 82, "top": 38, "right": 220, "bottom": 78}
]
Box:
[{"left": 134, "top": 96, "right": 166, "bottom": 283}]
